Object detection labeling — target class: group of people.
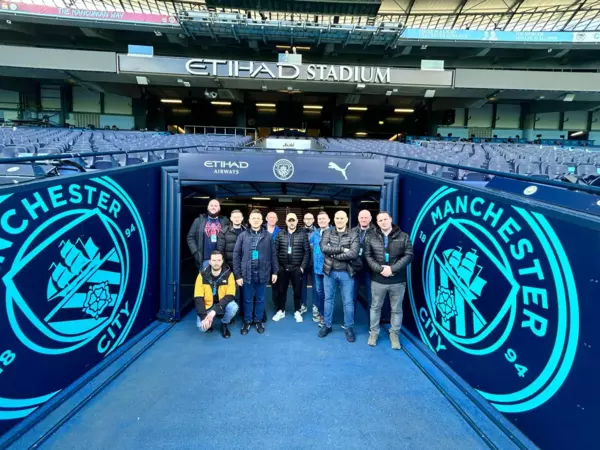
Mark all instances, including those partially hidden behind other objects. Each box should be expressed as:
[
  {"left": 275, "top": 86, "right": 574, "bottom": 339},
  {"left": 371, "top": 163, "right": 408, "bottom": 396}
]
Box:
[{"left": 187, "top": 199, "right": 414, "bottom": 349}]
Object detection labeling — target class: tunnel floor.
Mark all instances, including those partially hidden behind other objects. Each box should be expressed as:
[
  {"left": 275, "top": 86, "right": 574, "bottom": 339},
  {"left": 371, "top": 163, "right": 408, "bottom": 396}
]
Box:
[{"left": 33, "top": 289, "right": 522, "bottom": 450}]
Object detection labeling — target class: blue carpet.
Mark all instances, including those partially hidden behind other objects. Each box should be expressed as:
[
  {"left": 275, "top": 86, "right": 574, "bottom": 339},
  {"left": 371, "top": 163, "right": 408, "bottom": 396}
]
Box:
[{"left": 40, "top": 289, "right": 496, "bottom": 450}]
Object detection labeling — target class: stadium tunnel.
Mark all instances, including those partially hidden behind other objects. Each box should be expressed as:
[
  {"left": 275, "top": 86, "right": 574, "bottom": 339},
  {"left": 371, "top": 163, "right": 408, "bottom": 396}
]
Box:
[{"left": 159, "top": 151, "right": 398, "bottom": 319}]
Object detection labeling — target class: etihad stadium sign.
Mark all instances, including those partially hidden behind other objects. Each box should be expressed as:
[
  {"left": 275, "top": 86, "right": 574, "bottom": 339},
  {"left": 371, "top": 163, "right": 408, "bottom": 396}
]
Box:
[
  {"left": 185, "top": 59, "right": 391, "bottom": 83},
  {"left": 117, "top": 55, "right": 453, "bottom": 87}
]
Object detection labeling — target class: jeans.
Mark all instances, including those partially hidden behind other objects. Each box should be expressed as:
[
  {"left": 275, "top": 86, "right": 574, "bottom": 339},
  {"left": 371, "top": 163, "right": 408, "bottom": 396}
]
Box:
[
  {"left": 278, "top": 267, "right": 303, "bottom": 312},
  {"left": 370, "top": 281, "right": 406, "bottom": 336},
  {"left": 301, "top": 270, "right": 312, "bottom": 307},
  {"left": 243, "top": 282, "right": 267, "bottom": 323},
  {"left": 197, "top": 302, "right": 239, "bottom": 332},
  {"left": 353, "top": 269, "right": 371, "bottom": 309},
  {"left": 313, "top": 273, "right": 325, "bottom": 316},
  {"left": 323, "top": 270, "right": 354, "bottom": 328}
]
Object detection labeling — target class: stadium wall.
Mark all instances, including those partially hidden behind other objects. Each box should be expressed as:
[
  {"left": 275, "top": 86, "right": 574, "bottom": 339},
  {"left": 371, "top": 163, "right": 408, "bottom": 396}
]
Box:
[
  {"left": 0, "top": 163, "right": 165, "bottom": 438},
  {"left": 400, "top": 172, "right": 599, "bottom": 450}
]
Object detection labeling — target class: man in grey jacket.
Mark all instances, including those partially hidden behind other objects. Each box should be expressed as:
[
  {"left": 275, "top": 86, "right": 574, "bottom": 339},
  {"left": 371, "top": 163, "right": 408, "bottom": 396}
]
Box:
[
  {"left": 318, "top": 210, "right": 360, "bottom": 342},
  {"left": 364, "top": 211, "right": 414, "bottom": 350}
]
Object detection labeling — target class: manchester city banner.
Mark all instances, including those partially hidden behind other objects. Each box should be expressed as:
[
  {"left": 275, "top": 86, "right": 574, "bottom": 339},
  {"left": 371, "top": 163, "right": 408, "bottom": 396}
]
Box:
[
  {"left": 0, "top": 169, "right": 160, "bottom": 436},
  {"left": 178, "top": 153, "right": 385, "bottom": 186},
  {"left": 399, "top": 176, "right": 598, "bottom": 450}
]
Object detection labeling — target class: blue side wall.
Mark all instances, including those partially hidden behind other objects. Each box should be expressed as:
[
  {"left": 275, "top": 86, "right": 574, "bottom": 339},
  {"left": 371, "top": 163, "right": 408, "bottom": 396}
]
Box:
[
  {"left": 0, "top": 163, "right": 164, "bottom": 436},
  {"left": 400, "top": 172, "right": 599, "bottom": 449}
]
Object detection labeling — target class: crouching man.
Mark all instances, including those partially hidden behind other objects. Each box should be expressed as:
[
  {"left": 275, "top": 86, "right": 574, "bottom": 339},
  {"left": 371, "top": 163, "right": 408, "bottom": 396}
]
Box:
[{"left": 194, "top": 250, "right": 239, "bottom": 338}]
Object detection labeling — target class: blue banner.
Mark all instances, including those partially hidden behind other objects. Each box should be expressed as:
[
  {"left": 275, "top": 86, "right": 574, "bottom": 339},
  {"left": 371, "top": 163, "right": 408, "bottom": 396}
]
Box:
[
  {"left": 0, "top": 167, "right": 161, "bottom": 436},
  {"left": 401, "top": 28, "right": 600, "bottom": 43},
  {"left": 178, "top": 152, "right": 385, "bottom": 186},
  {"left": 401, "top": 176, "right": 599, "bottom": 449}
]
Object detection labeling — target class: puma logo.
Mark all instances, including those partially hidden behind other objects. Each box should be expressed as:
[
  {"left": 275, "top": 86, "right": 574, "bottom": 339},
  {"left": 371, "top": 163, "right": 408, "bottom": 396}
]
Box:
[{"left": 328, "top": 162, "right": 351, "bottom": 181}]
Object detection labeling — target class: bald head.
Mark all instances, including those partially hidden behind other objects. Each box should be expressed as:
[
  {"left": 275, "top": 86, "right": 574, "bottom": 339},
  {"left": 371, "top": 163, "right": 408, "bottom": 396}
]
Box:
[
  {"left": 334, "top": 210, "right": 348, "bottom": 231},
  {"left": 358, "top": 209, "right": 372, "bottom": 229}
]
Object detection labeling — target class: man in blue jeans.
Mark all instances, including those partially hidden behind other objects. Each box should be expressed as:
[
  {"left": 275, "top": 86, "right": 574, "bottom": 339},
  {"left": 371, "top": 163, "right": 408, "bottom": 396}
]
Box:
[
  {"left": 309, "top": 211, "right": 331, "bottom": 327},
  {"left": 319, "top": 210, "right": 359, "bottom": 342},
  {"left": 233, "top": 209, "right": 278, "bottom": 335}
]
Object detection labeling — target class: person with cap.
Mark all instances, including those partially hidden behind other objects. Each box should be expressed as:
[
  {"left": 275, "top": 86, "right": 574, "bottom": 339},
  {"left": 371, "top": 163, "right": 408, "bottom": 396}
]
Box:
[{"left": 272, "top": 213, "right": 310, "bottom": 323}]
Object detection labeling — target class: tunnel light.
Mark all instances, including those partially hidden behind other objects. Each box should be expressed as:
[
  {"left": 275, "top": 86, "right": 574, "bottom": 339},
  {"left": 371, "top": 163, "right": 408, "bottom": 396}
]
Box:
[
  {"left": 355, "top": 132, "right": 368, "bottom": 136},
  {"left": 394, "top": 108, "right": 414, "bottom": 113},
  {"left": 301, "top": 199, "right": 320, "bottom": 202},
  {"left": 348, "top": 107, "right": 367, "bottom": 111},
  {"left": 211, "top": 101, "right": 231, "bottom": 106},
  {"left": 252, "top": 197, "right": 271, "bottom": 200},
  {"left": 571, "top": 131, "right": 584, "bottom": 137},
  {"left": 256, "top": 103, "right": 276, "bottom": 108},
  {"left": 194, "top": 196, "right": 210, "bottom": 199},
  {"left": 303, "top": 105, "right": 323, "bottom": 110},
  {"left": 379, "top": 121, "right": 384, "bottom": 125},
  {"left": 161, "top": 99, "right": 182, "bottom": 104}
]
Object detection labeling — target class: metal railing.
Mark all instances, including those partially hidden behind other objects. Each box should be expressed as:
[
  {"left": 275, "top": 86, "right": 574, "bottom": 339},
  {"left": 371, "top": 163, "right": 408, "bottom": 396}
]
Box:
[
  {"left": 182, "top": 125, "right": 257, "bottom": 142},
  {"left": 3, "top": 145, "right": 600, "bottom": 197}
]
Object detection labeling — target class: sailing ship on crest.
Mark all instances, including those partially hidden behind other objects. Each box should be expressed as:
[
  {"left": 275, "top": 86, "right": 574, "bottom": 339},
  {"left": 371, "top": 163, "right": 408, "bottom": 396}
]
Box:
[
  {"left": 441, "top": 246, "right": 487, "bottom": 297},
  {"left": 47, "top": 237, "right": 101, "bottom": 301}
]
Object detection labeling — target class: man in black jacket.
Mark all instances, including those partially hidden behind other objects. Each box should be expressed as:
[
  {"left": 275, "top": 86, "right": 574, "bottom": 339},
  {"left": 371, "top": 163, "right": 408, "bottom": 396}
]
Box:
[
  {"left": 273, "top": 213, "right": 310, "bottom": 323},
  {"left": 186, "top": 199, "right": 230, "bottom": 271},
  {"left": 301, "top": 213, "right": 316, "bottom": 319},
  {"left": 233, "top": 209, "right": 278, "bottom": 335},
  {"left": 352, "top": 209, "right": 376, "bottom": 314},
  {"left": 318, "top": 210, "right": 360, "bottom": 342},
  {"left": 364, "top": 211, "right": 414, "bottom": 350},
  {"left": 217, "top": 209, "right": 245, "bottom": 316}
]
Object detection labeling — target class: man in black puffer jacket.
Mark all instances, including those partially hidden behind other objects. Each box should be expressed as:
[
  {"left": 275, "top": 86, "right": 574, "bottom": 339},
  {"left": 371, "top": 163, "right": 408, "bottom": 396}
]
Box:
[
  {"left": 318, "top": 210, "right": 360, "bottom": 343},
  {"left": 217, "top": 209, "right": 245, "bottom": 316},
  {"left": 272, "top": 213, "right": 310, "bottom": 323},
  {"left": 364, "top": 211, "right": 413, "bottom": 350}
]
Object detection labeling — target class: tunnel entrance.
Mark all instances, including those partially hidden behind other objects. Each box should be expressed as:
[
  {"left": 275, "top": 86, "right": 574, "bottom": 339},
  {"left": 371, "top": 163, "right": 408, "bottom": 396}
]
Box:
[{"left": 159, "top": 151, "right": 396, "bottom": 320}]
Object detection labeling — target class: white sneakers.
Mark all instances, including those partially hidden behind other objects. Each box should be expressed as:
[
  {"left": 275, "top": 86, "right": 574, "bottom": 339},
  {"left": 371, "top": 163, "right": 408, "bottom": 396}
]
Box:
[
  {"left": 299, "top": 304, "right": 308, "bottom": 314},
  {"left": 272, "top": 310, "right": 285, "bottom": 321},
  {"left": 272, "top": 310, "right": 303, "bottom": 323}
]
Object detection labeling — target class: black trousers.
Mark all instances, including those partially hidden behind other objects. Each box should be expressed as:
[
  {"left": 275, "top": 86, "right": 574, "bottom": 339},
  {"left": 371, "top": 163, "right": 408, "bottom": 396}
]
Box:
[{"left": 277, "top": 267, "right": 303, "bottom": 312}]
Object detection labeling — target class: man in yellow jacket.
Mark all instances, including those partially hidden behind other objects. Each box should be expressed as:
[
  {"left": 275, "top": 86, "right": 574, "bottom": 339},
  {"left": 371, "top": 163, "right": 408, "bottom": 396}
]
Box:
[{"left": 194, "top": 250, "right": 239, "bottom": 338}]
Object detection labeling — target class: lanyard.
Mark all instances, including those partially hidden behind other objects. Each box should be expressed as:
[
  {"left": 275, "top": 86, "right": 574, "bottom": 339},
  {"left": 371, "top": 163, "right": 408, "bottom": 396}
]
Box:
[
  {"left": 360, "top": 229, "right": 367, "bottom": 244},
  {"left": 209, "top": 271, "right": 227, "bottom": 293},
  {"left": 288, "top": 232, "right": 293, "bottom": 248}
]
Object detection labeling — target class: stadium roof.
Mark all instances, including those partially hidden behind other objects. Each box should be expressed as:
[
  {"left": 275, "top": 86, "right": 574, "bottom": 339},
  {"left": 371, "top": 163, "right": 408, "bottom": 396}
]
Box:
[{"left": 5, "top": 0, "right": 599, "bottom": 31}]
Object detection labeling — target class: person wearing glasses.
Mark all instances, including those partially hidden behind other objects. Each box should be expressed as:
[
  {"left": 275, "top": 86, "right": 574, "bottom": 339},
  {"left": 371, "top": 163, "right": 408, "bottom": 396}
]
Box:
[{"left": 272, "top": 213, "right": 310, "bottom": 323}]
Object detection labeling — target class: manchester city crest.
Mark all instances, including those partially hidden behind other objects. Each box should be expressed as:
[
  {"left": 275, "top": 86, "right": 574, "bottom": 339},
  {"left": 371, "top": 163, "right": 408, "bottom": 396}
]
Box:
[
  {"left": 0, "top": 176, "right": 148, "bottom": 426},
  {"left": 273, "top": 159, "right": 294, "bottom": 181},
  {"left": 408, "top": 186, "right": 579, "bottom": 414}
]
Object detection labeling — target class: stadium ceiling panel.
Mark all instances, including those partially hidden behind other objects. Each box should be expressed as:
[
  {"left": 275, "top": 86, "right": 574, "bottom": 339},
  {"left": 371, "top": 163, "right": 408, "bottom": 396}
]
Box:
[{"left": 204, "top": 0, "right": 382, "bottom": 16}]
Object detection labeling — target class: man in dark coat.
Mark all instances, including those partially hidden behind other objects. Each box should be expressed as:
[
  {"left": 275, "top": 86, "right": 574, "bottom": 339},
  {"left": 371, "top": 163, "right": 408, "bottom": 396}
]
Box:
[
  {"left": 364, "top": 211, "right": 414, "bottom": 350},
  {"left": 272, "top": 213, "right": 310, "bottom": 323},
  {"left": 186, "top": 199, "right": 230, "bottom": 271},
  {"left": 233, "top": 209, "right": 278, "bottom": 335},
  {"left": 217, "top": 209, "right": 245, "bottom": 316},
  {"left": 318, "top": 210, "right": 360, "bottom": 343}
]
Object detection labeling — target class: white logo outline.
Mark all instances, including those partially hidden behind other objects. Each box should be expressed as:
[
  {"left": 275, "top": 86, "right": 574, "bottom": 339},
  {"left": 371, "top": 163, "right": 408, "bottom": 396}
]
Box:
[{"left": 328, "top": 162, "right": 351, "bottom": 181}]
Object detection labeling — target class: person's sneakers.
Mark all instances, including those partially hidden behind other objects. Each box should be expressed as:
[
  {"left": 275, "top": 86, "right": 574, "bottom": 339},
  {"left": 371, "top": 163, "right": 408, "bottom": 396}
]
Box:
[
  {"left": 368, "top": 332, "right": 378, "bottom": 347},
  {"left": 241, "top": 322, "right": 251, "bottom": 335},
  {"left": 300, "top": 304, "right": 308, "bottom": 315},
  {"left": 221, "top": 323, "right": 231, "bottom": 339},
  {"left": 272, "top": 310, "right": 285, "bottom": 322},
  {"left": 318, "top": 325, "right": 332, "bottom": 338},
  {"left": 318, "top": 316, "right": 325, "bottom": 328},
  {"left": 255, "top": 322, "right": 265, "bottom": 334},
  {"left": 390, "top": 333, "right": 401, "bottom": 350},
  {"left": 312, "top": 305, "right": 320, "bottom": 322},
  {"left": 294, "top": 311, "right": 303, "bottom": 323},
  {"left": 344, "top": 327, "right": 356, "bottom": 343}
]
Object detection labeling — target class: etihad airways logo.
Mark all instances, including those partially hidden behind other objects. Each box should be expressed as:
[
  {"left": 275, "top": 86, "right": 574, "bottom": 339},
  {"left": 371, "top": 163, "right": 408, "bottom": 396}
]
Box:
[{"left": 203, "top": 160, "right": 249, "bottom": 175}]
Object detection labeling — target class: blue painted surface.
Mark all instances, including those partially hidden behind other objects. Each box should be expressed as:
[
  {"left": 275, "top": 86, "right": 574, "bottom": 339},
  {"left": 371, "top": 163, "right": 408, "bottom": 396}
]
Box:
[
  {"left": 401, "top": 28, "right": 600, "bottom": 44},
  {"left": 38, "top": 291, "right": 516, "bottom": 450},
  {"left": 0, "top": 166, "right": 162, "bottom": 436},
  {"left": 401, "top": 175, "right": 599, "bottom": 449}
]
